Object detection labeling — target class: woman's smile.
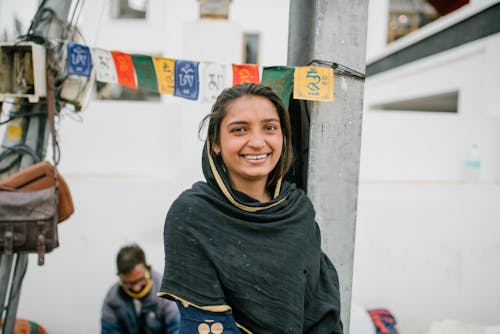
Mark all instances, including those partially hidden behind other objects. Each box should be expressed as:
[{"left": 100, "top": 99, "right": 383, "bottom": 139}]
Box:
[{"left": 242, "top": 153, "right": 270, "bottom": 161}]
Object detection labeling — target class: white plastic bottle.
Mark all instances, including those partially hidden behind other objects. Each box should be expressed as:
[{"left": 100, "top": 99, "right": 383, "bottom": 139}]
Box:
[{"left": 463, "top": 143, "right": 481, "bottom": 183}]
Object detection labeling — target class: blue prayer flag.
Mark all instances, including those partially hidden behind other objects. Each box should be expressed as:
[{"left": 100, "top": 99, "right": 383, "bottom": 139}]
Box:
[
  {"left": 67, "top": 42, "right": 92, "bottom": 77},
  {"left": 174, "top": 60, "right": 199, "bottom": 100}
]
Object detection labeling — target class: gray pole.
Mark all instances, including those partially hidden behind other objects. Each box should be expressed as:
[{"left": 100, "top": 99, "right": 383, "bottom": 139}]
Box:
[
  {"left": 0, "top": 1, "right": 73, "bottom": 332},
  {"left": 287, "top": 0, "right": 368, "bottom": 332}
]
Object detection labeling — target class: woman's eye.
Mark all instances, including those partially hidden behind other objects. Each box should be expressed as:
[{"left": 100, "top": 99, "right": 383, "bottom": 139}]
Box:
[
  {"left": 231, "top": 127, "right": 246, "bottom": 133},
  {"left": 265, "top": 125, "right": 278, "bottom": 131}
]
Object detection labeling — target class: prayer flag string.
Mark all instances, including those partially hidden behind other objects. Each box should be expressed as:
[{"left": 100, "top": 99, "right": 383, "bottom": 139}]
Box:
[{"left": 66, "top": 42, "right": 338, "bottom": 103}]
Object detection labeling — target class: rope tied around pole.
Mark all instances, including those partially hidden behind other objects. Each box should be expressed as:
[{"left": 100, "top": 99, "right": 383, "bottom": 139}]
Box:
[{"left": 308, "top": 59, "right": 366, "bottom": 80}]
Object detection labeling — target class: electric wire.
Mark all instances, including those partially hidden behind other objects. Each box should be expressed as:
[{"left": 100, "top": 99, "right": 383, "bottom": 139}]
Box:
[
  {"left": 93, "top": 0, "right": 107, "bottom": 46},
  {"left": 0, "top": 111, "right": 46, "bottom": 126},
  {"left": 0, "top": 145, "right": 41, "bottom": 174},
  {"left": 68, "top": 0, "right": 85, "bottom": 42}
]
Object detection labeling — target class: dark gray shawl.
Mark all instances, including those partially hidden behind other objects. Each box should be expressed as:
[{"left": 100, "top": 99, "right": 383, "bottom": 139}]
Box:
[{"left": 159, "top": 141, "right": 342, "bottom": 333}]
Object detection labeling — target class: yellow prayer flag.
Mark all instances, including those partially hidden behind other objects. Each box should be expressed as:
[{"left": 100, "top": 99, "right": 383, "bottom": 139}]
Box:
[
  {"left": 152, "top": 57, "right": 175, "bottom": 95},
  {"left": 293, "top": 66, "right": 334, "bottom": 102}
]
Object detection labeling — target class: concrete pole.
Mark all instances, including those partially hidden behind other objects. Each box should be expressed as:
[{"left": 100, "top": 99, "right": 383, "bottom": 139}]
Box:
[
  {"left": 287, "top": 1, "right": 368, "bottom": 332},
  {"left": 0, "top": 1, "right": 73, "bottom": 332}
]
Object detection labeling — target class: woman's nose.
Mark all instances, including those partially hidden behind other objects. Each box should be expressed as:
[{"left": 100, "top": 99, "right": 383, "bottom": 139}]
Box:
[{"left": 248, "top": 131, "right": 265, "bottom": 148}]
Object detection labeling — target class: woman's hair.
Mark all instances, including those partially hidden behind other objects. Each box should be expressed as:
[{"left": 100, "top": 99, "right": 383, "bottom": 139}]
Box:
[
  {"left": 199, "top": 83, "right": 294, "bottom": 191},
  {"left": 116, "top": 243, "right": 150, "bottom": 275}
]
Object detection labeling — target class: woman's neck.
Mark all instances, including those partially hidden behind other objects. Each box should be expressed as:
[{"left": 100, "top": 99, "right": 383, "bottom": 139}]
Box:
[{"left": 229, "top": 177, "right": 270, "bottom": 202}]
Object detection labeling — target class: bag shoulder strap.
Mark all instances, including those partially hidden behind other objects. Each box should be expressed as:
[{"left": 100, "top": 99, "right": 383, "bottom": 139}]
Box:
[{"left": 45, "top": 49, "right": 60, "bottom": 216}]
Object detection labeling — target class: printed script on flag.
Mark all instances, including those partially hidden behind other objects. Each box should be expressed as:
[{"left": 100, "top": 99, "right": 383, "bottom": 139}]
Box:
[
  {"left": 91, "top": 48, "right": 117, "bottom": 83},
  {"left": 131, "top": 54, "right": 159, "bottom": 93},
  {"left": 200, "top": 62, "right": 226, "bottom": 103},
  {"left": 67, "top": 42, "right": 92, "bottom": 77},
  {"left": 111, "top": 51, "right": 137, "bottom": 89},
  {"left": 293, "top": 66, "right": 334, "bottom": 102},
  {"left": 232, "top": 64, "right": 260, "bottom": 85},
  {"left": 261, "top": 66, "right": 295, "bottom": 108},
  {"left": 152, "top": 57, "right": 175, "bottom": 95},
  {"left": 174, "top": 60, "right": 200, "bottom": 100}
]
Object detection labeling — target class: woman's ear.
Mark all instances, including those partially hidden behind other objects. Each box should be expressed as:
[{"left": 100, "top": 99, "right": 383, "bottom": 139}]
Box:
[{"left": 212, "top": 143, "right": 221, "bottom": 155}]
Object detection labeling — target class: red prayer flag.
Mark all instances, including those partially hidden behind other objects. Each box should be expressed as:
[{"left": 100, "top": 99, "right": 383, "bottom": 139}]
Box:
[
  {"left": 232, "top": 64, "right": 260, "bottom": 85},
  {"left": 111, "top": 51, "right": 137, "bottom": 89}
]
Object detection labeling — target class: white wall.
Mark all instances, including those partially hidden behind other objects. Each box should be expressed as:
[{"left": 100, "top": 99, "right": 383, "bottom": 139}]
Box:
[
  {"left": 353, "top": 183, "right": 500, "bottom": 334},
  {"left": 366, "top": 0, "right": 389, "bottom": 61}
]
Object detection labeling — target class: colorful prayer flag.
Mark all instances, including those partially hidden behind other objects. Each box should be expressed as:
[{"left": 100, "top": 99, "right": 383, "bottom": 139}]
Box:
[
  {"left": 261, "top": 66, "right": 295, "bottom": 108},
  {"left": 293, "top": 66, "right": 334, "bottom": 102},
  {"left": 91, "top": 48, "right": 117, "bottom": 83},
  {"left": 67, "top": 42, "right": 92, "bottom": 77},
  {"left": 174, "top": 60, "right": 200, "bottom": 100},
  {"left": 232, "top": 64, "right": 260, "bottom": 85},
  {"left": 131, "top": 54, "right": 158, "bottom": 93},
  {"left": 111, "top": 51, "right": 137, "bottom": 89},
  {"left": 200, "top": 62, "right": 226, "bottom": 103},
  {"left": 152, "top": 57, "right": 175, "bottom": 95}
]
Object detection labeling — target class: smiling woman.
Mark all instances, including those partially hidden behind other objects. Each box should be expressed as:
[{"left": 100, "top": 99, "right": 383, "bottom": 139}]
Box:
[{"left": 158, "top": 83, "right": 343, "bottom": 333}]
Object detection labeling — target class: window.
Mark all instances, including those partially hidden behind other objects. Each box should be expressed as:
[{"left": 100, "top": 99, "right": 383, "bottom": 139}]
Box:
[
  {"left": 243, "top": 33, "right": 259, "bottom": 64},
  {"left": 111, "top": 0, "right": 148, "bottom": 19},
  {"left": 371, "top": 91, "right": 458, "bottom": 113},
  {"left": 95, "top": 82, "right": 160, "bottom": 101},
  {"left": 387, "top": 0, "right": 439, "bottom": 43},
  {"left": 199, "top": 0, "right": 232, "bottom": 19},
  {"left": 94, "top": 53, "right": 160, "bottom": 102}
]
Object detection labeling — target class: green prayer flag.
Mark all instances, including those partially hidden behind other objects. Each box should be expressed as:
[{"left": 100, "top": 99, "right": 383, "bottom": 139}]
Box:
[
  {"left": 131, "top": 54, "right": 159, "bottom": 93},
  {"left": 261, "top": 66, "right": 295, "bottom": 108}
]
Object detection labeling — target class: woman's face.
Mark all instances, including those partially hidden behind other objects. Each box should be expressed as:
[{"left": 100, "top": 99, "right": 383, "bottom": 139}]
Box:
[{"left": 213, "top": 95, "right": 283, "bottom": 192}]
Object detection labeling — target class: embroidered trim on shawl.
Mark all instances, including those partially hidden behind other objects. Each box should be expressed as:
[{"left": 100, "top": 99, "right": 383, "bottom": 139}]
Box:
[
  {"left": 236, "top": 323, "right": 253, "bottom": 334},
  {"left": 157, "top": 292, "right": 232, "bottom": 312}
]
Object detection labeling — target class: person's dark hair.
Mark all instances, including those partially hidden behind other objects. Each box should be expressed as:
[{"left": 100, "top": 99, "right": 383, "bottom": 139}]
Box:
[
  {"left": 116, "top": 243, "right": 149, "bottom": 275},
  {"left": 199, "top": 83, "right": 294, "bottom": 192}
]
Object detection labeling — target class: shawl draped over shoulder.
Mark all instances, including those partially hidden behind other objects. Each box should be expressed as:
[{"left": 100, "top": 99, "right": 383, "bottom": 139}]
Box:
[{"left": 159, "top": 141, "right": 343, "bottom": 333}]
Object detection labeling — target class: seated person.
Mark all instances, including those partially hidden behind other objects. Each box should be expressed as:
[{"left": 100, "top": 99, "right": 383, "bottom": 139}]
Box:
[{"left": 101, "top": 243, "right": 179, "bottom": 334}]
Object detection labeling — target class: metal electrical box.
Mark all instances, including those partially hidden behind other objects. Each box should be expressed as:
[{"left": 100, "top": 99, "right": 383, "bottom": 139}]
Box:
[{"left": 0, "top": 42, "right": 46, "bottom": 103}]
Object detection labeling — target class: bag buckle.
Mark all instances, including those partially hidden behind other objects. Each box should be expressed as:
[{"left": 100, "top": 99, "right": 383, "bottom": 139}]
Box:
[
  {"left": 3, "top": 223, "right": 14, "bottom": 254},
  {"left": 37, "top": 221, "right": 46, "bottom": 265}
]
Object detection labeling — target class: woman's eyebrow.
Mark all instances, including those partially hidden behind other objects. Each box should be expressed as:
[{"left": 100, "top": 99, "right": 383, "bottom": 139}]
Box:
[
  {"left": 227, "top": 118, "right": 280, "bottom": 127},
  {"left": 227, "top": 120, "right": 248, "bottom": 127},
  {"left": 263, "top": 118, "right": 280, "bottom": 123}
]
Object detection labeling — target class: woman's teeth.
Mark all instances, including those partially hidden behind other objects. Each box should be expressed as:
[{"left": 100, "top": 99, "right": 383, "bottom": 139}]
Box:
[{"left": 245, "top": 154, "right": 267, "bottom": 160}]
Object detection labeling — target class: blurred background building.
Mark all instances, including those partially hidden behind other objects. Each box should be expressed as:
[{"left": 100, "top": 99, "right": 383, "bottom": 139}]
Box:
[
  {"left": 358, "top": 1, "right": 500, "bottom": 333},
  {"left": 0, "top": 0, "right": 499, "bottom": 333}
]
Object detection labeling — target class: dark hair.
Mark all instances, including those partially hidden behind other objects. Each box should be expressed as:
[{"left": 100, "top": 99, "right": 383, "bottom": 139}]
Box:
[
  {"left": 116, "top": 243, "right": 149, "bottom": 275},
  {"left": 199, "top": 83, "right": 294, "bottom": 191}
]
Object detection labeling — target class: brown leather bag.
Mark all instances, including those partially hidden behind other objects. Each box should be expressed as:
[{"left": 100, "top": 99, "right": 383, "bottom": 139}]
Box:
[
  {"left": 0, "top": 161, "right": 74, "bottom": 265},
  {"left": 0, "top": 187, "right": 58, "bottom": 265},
  {"left": 0, "top": 161, "right": 74, "bottom": 222}
]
